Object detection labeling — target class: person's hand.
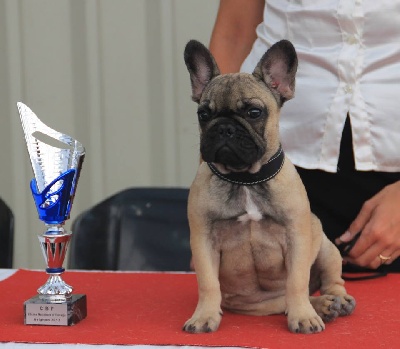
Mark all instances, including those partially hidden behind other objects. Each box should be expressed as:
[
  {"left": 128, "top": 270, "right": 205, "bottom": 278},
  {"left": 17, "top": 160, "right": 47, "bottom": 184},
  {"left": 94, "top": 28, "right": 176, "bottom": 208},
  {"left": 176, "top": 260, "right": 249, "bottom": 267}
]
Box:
[{"left": 335, "top": 181, "right": 400, "bottom": 269}]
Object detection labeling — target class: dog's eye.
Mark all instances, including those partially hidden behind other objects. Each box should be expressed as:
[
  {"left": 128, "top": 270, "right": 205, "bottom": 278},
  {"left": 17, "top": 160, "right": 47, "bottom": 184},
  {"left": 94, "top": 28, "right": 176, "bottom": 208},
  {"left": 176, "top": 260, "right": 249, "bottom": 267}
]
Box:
[
  {"left": 247, "top": 108, "right": 262, "bottom": 119},
  {"left": 198, "top": 110, "right": 211, "bottom": 122}
]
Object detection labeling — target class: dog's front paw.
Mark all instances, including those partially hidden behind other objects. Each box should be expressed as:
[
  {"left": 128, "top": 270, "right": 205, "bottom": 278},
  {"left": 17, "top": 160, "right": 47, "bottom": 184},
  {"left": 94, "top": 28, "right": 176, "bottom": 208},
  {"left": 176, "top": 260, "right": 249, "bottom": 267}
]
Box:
[
  {"left": 287, "top": 308, "right": 325, "bottom": 334},
  {"left": 183, "top": 310, "right": 223, "bottom": 333}
]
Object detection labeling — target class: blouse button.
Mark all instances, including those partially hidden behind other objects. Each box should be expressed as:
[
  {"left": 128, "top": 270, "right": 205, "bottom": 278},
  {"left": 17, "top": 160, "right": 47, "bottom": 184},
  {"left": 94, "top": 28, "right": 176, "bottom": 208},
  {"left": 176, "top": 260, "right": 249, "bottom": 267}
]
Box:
[
  {"left": 344, "top": 85, "right": 353, "bottom": 94},
  {"left": 346, "top": 34, "right": 358, "bottom": 45}
]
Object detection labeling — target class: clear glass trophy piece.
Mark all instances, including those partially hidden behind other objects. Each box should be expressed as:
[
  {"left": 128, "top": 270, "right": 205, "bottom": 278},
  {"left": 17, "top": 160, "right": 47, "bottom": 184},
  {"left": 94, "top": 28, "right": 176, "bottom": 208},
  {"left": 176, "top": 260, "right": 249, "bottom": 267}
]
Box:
[{"left": 17, "top": 102, "right": 87, "bottom": 326}]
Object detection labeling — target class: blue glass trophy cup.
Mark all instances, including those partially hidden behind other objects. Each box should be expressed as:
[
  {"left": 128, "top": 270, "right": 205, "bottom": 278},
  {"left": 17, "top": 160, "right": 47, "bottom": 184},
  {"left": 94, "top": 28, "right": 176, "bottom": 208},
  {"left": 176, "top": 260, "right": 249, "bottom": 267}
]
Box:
[{"left": 17, "top": 102, "right": 87, "bottom": 326}]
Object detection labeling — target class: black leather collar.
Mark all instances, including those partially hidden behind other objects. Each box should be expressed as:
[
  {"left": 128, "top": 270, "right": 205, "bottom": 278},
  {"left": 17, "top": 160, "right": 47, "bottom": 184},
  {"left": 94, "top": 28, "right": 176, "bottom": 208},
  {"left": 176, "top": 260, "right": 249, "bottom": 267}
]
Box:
[{"left": 207, "top": 146, "right": 285, "bottom": 186}]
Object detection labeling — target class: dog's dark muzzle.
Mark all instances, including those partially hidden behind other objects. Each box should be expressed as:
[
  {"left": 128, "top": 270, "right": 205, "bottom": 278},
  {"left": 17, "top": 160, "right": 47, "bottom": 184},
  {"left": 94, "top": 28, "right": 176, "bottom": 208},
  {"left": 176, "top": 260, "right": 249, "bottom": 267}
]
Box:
[{"left": 201, "top": 120, "right": 262, "bottom": 170}]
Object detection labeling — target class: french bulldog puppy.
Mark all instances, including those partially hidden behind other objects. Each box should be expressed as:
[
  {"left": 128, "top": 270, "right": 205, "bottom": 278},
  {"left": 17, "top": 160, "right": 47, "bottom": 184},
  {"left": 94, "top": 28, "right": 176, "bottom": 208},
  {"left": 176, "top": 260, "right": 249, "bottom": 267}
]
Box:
[{"left": 182, "top": 39, "right": 355, "bottom": 334}]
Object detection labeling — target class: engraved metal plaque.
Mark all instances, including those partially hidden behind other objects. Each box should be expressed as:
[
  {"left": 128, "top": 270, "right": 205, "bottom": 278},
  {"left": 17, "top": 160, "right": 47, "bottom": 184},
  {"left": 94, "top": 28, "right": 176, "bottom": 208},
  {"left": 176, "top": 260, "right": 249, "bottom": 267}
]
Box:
[{"left": 24, "top": 294, "right": 87, "bottom": 326}]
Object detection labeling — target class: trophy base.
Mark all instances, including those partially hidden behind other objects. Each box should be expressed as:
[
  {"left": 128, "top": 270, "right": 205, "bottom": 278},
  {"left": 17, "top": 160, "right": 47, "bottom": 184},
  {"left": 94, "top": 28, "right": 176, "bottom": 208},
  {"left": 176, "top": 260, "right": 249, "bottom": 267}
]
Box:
[{"left": 24, "top": 294, "right": 87, "bottom": 326}]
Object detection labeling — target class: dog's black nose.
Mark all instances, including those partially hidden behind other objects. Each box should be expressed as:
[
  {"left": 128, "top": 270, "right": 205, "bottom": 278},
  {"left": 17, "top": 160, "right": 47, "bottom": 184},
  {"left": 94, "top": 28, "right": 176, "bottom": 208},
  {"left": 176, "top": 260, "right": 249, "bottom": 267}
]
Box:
[{"left": 218, "top": 124, "right": 236, "bottom": 138}]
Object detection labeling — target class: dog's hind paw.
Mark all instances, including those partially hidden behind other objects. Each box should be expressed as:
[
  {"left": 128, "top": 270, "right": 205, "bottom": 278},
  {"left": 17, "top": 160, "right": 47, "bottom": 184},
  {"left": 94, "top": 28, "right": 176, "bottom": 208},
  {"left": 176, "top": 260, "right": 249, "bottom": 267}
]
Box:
[
  {"left": 310, "top": 295, "right": 342, "bottom": 323},
  {"left": 339, "top": 294, "right": 356, "bottom": 316},
  {"left": 183, "top": 311, "right": 222, "bottom": 333}
]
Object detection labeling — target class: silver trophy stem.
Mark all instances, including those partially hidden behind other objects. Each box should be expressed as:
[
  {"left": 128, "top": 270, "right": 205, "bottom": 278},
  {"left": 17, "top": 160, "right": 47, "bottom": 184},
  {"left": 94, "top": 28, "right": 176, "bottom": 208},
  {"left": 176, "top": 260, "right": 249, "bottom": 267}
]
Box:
[
  {"left": 37, "top": 274, "right": 73, "bottom": 303},
  {"left": 37, "top": 225, "right": 73, "bottom": 303}
]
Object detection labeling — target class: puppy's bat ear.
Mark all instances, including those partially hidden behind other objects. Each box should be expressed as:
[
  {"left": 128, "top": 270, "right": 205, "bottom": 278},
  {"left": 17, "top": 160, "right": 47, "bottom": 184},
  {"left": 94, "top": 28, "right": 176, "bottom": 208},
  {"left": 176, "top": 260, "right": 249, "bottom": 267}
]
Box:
[
  {"left": 184, "top": 40, "right": 220, "bottom": 103},
  {"left": 253, "top": 40, "right": 298, "bottom": 105}
]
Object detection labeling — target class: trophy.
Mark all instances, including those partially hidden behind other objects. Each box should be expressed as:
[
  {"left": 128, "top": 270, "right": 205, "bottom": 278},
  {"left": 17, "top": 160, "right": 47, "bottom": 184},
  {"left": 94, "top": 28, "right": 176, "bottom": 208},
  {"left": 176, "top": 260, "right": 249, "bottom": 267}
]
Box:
[{"left": 17, "top": 102, "right": 87, "bottom": 326}]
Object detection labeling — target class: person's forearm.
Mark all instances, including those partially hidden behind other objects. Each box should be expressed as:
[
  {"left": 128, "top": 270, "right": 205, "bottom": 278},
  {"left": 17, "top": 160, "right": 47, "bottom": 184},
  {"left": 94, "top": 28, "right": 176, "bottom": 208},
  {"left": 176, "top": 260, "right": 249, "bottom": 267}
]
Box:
[{"left": 209, "top": 0, "right": 264, "bottom": 73}]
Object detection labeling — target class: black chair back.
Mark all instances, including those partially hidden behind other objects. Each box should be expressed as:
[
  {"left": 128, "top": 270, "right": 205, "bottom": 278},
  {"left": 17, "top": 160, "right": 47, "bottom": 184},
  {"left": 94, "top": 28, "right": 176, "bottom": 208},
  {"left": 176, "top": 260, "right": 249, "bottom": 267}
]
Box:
[
  {"left": 0, "top": 198, "right": 14, "bottom": 268},
  {"left": 68, "top": 187, "right": 191, "bottom": 271}
]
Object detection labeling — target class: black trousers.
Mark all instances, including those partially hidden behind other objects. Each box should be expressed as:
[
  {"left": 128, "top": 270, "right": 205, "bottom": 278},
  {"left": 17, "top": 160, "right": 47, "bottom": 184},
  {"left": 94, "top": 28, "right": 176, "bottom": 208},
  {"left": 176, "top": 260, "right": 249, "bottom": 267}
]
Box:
[{"left": 296, "top": 117, "right": 400, "bottom": 273}]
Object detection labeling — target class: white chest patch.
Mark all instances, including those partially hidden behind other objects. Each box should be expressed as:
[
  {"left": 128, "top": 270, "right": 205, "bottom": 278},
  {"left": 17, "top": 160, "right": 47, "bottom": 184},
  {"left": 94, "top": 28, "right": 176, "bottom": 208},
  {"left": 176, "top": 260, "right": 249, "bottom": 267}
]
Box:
[{"left": 237, "top": 187, "right": 263, "bottom": 223}]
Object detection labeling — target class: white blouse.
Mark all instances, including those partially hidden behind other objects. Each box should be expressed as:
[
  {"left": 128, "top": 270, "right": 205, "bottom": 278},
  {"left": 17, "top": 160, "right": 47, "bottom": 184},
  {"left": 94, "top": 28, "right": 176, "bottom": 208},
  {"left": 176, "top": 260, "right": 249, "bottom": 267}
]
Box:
[{"left": 241, "top": 0, "right": 400, "bottom": 173}]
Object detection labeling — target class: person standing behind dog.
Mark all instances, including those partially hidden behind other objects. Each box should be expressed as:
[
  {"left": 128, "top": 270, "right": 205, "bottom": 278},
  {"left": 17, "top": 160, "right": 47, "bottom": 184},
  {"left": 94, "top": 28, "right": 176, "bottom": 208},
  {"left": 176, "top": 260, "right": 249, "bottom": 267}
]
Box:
[{"left": 209, "top": 0, "right": 400, "bottom": 273}]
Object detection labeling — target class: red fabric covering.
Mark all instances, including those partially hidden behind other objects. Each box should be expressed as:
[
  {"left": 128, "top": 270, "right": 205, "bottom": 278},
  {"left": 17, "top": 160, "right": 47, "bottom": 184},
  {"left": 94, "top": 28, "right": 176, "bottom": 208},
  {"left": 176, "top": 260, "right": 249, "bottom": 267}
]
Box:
[{"left": 0, "top": 269, "right": 399, "bottom": 348}]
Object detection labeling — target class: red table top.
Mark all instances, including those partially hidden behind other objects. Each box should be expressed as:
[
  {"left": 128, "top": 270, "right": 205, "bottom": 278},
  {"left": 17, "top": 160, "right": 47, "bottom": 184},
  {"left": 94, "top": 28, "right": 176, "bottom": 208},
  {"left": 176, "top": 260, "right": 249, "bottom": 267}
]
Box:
[{"left": 0, "top": 269, "right": 399, "bottom": 348}]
